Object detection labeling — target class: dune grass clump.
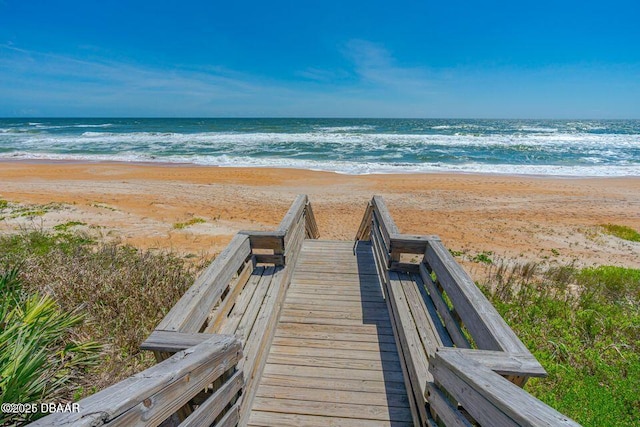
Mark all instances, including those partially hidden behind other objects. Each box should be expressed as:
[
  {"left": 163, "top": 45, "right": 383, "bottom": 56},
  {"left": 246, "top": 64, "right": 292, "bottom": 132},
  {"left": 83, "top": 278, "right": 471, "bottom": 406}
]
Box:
[
  {"left": 481, "top": 262, "right": 640, "bottom": 426},
  {"left": 173, "top": 217, "right": 206, "bottom": 229},
  {"left": 0, "top": 267, "right": 101, "bottom": 424},
  {"left": 0, "top": 228, "right": 201, "bottom": 402},
  {"left": 600, "top": 223, "right": 640, "bottom": 242}
]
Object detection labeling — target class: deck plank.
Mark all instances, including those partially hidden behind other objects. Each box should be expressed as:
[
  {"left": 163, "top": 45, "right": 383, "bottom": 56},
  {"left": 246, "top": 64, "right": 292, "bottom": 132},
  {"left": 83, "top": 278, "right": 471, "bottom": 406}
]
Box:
[{"left": 249, "top": 240, "right": 413, "bottom": 426}]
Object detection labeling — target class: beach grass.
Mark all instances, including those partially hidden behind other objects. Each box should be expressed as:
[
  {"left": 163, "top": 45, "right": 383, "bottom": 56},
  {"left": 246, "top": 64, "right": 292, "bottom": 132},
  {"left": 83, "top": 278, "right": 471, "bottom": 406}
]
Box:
[
  {"left": 600, "top": 223, "right": 640, "bottom": 242},
  {"left": 173, "top": 217, "right": 206, "bottom": 229},
  {"left": 0, "top": 227, "right": 204, "bottom": 405},
  {"left": 481, "top": 262, "right": 640, "bottom": 426}
]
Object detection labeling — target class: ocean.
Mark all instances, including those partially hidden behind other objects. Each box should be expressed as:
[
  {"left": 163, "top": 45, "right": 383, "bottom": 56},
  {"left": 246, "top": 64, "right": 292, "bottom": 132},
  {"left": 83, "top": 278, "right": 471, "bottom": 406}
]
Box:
[{"left": 1, "top": 118, "right": 639, "bottom": 176}]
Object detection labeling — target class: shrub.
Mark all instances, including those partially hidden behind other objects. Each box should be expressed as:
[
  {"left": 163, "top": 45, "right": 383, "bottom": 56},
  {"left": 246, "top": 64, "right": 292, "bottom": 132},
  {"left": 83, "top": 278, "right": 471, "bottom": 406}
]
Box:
[
  {"left": 600, "top": 223, "right": 640, "bottom": 242},
  {"left": 480, "top": 262, "right": 640, "bottom": 426},
  {"left": 0, "top": 267, "right": 100, "bottom": 424},
  {"left": 0, "top": 228, "right": 201, "bottom": 401}
]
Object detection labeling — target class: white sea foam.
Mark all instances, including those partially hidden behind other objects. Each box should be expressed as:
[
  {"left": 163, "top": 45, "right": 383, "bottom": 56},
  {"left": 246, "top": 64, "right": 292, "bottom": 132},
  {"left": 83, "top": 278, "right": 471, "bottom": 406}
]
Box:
[
  {"left": 10, "top": 130, "right": 640, "bottom": 150},
  {"left": 2, "top": 121, "right": 639, "bottom": 177},
  {"left": 71, "top": 124, "right": 113, "bottom": 128},
  {"left": 1, "top": 151, "right": 639, "bottom": 177},
  {"left": 518, "top": 126, "right": 558, "bottom": 133}
]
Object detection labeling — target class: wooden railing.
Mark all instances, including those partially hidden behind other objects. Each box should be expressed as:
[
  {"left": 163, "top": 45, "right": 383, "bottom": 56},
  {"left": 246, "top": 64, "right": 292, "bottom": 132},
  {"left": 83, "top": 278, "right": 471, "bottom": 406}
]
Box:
[
  {"left": 356, "top": 196, "right": 580, "bottom": 427},
  {"left": 30, "top": 335, "right": 243, "bottom": 427},
  {"left": 33, "top": 195, "right": 318, "bottom": 427},
  {"left": 241, "top": 194, "right": 319, "bottom": 267}
]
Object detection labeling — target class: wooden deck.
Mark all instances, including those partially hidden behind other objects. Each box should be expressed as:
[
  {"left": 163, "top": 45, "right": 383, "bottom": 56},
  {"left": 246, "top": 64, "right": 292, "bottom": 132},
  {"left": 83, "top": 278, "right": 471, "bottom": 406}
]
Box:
[
  {"left": 248, "top": 240, "right": 413, "bottom": 426},
  {"left": 34, "top": 195, "right": 580, "bottom": 427}
]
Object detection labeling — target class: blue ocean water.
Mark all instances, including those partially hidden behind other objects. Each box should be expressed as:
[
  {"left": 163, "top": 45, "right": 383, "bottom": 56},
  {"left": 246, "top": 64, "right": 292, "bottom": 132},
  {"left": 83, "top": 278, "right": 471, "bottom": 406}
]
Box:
[{"left": 0, "top": 118, "right": 639, "bottom": 176}]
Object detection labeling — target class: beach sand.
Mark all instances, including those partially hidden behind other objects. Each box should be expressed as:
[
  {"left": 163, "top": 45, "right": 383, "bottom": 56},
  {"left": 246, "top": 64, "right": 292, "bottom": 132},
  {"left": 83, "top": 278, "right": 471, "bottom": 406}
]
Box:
[{"left": 1, "top": 161, "right": 639, "bottom": 273}]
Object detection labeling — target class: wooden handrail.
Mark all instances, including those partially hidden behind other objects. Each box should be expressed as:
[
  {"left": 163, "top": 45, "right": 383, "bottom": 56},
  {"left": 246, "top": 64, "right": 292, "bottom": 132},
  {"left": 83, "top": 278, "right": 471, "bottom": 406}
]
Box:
[
  {"left": 424, "top": 239, "right": 531, "bottom": 354},
  {"left": 240, "top": 194, "right": 319, "bottom": 265},
  {"left": 304, "top": 200, "right": 320, "bottom": 239},
  {"left": 157, "top": 233, "right": 252, "bottom": 333},
  {"left": 32, "top": 335, "right": 242, "bottom": 427},
  {"left": 429, "top": 348, "right": 579, "bottom": 427},
  {"left": 354, "top": 201, "right": 373, "bottom": 241},
  {"left": 355, "top": 195, "right": 578, "bottom": 426},
  {"left": 143, "top": 194, "right": 315, "bottom": 426}
]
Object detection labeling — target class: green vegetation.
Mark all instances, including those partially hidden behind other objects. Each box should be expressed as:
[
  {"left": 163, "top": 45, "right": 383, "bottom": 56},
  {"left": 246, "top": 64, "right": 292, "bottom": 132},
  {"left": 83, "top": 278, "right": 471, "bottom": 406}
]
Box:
[
  {"left": 0, "top": 199, "right": 8, "bottom": 210},
  {"left": 3, "top": 202, "right": 66, "bottom": 219},
  {"left": 52, "top": 221, "right": 87, "bottom": 232},
  {"left": 481, "top": 262, "right": 640, "bottom": 426},
  {"left": 0, "top": 227, "right": 201, "bottom": 413},
  {"left": 0, "top": 267, "right": 100, "bottom": 424},
  {"left": 600, "top": 223, "right": 640, "bottom": 242},
  {"left": 173, "top": 217, "right": 206, "bottom": 229},
  {"left": 448, "top": 248, "right": 467, "bottom": 257},
  {"left": 472, "top": 250, "right": 493, "bottom": 264}
]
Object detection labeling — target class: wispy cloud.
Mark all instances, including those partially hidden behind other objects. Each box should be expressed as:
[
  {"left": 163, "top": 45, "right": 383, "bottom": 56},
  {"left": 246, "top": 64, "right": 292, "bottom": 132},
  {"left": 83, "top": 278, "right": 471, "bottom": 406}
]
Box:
[
  {"left": 0, "top": 42, "right": 441, "bottom": 117},
  {"left": 343, "top": 39, "right": 435, "bottom": 94},
  {"left": 295, "top": 67, "right": 350, "bottom": 83},
  {"left": 0, "top": 44, "right": 293, "bottom": 116}
]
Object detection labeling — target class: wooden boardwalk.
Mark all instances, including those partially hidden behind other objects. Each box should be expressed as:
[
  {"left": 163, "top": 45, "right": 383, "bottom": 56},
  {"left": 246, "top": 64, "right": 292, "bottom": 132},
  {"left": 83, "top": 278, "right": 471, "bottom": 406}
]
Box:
[
  {"left": 248, "top": 240, "right": 413, "bottom": 426},
  {"left": 35, "top": 195, "right": 580, "bottom": 427}
]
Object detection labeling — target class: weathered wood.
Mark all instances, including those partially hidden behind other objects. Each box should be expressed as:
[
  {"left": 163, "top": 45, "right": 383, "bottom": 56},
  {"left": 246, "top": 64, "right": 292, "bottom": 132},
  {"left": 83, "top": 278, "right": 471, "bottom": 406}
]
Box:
[
  {"left": 218, "top": 267, "right": 265, "bottom": 336},
  {"left": 277, "top": 194, "right": 307, "bottom": 235},
  {"left": 270, "top": 344, "right": 401, "bottom": 363},
  {"left": 372, "top": 194, "right": 400, "bottom": 236},
  {"left": 400, "top": 274, "right": 444, "bottom": 358},
  {"left": 264, "top": 361, "right": 404, "bottom": 380},
  {"left": 426, "top": 382, "right": 473, "bottom": 427},
  {"left": 284, "top": 210, "right": 306, "bottom": 257},
  {"left": 206, "top": 259, "right": 254, "bottom": 333},
  {"left": 239, "top": 265, "right": 290, "bottom": 425},
  {"left": 253, "top": 254, "right": 285, "bottom": 265},
  {"left": 180, "top": 370, "right": 243, "bottom": 427},
  {"left": 390, "top": 261, "right": 421, "bottom": 273},
  {"left": 371, "top": 215, "right": 391, "bottom": 269},
  {"left": 272, "top": 335, "right": 398, "bottom": 352},
  {"left": 419, "top": 263, "right": 471, "bottom": 349},
  {"left": 282, "top": 297, "right": 388, "bottom": 310},
  {"left": 260, "top": 373, "right": 406, "bottom": 395},
  {"left": 75, "top": 194, "right": 564, "bottom": 427},
  {"left": 249, "top": 410, "right": 412, "bottom": 427},
  {"left": 430, "top": 349, "right": 580, "bottom": 427},
  {"left": 157, "top": 234, "right": 251, "bottom": 333},
  {"left": 251, "top": 397, "right": 414, "bottom": 423},
  {"left": 250, "top": 240, "right": 413, "bottom": 426},
  {"left": 214, "top": 402, "right": 239, "bottom": 427},
  {"left": 386, "top": 271, "right": 431, "bottom": 425},
  {"left": 411, "top": 272, "right": 454, "bottom": 347},
  {"left": 141, "top": 331, "right": 212, "bottom": 353},
  {"left": 240, "top": 231, "right": 285, "bottom": 252},
  {"left": 390, "top": 234, "right": 440, "bottom": 255},
  {"left": 372, "top": 210, "right": 392, "bottom": 254},
  {"left": 275, "top": 322, "right": 394, "bottom": 337},
  {"left": 437, "top": 347, "right": 547, "bottom": 378},
  {"left": 256, "top": 384, "right": 409, "bottom": 408},
  {"left": 304, "top": 201, "right": 320, "bottom": 239},
  {"left": 355, "top": 201, "right": 373, "bottom": 241},
  {"left": 32, "top": 335, "right": 241, "bottom": 426},
  {"left": 282, "top": 307, "right": 390, "bottom": 321},
  {"left": 426, "top": 240, "right": 530, "bottom": 353},
  {"left": 235, "top": 266, "right": 275, "bottom": 342}
]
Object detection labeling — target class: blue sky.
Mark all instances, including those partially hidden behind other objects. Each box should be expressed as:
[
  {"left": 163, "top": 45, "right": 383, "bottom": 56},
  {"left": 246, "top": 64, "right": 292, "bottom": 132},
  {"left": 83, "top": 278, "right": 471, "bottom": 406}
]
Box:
[{"left": 0, "top": 0, "right": 638, "bottom": 118}]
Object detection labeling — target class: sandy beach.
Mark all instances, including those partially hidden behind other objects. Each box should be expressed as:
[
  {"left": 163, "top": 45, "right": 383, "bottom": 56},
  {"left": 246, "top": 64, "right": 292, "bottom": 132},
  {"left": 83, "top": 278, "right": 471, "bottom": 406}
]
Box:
[{"left": 1, "top": 161, "right": 639, "bottom": 272}]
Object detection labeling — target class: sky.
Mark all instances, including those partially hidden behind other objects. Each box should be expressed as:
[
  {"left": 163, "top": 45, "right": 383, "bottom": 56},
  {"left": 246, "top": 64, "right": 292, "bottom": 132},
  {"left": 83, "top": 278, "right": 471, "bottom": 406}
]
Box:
[{"left": 0, "top": 0, "right": 639, "bottom": 118}]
